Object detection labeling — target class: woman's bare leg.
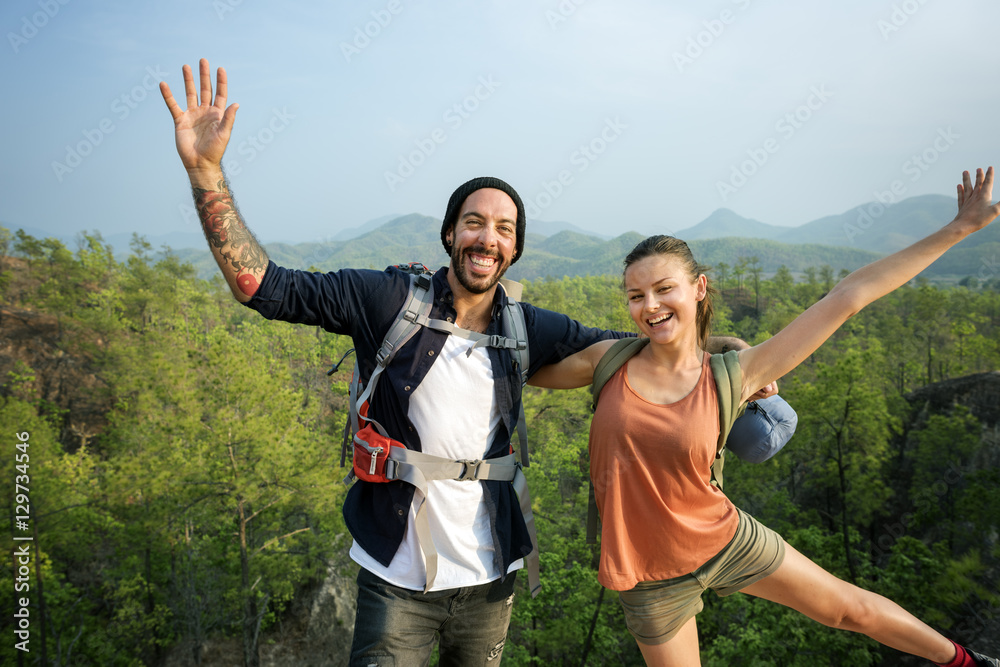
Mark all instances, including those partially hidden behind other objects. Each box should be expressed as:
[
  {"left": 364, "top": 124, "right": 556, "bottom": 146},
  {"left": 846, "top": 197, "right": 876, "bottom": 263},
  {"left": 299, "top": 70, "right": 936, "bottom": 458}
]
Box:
[
  {"left": 635, "top": 614, "right": 702, "bottom": 667},
  {"left": 740, "top": 542, "right": 956, "bottom": 664}
]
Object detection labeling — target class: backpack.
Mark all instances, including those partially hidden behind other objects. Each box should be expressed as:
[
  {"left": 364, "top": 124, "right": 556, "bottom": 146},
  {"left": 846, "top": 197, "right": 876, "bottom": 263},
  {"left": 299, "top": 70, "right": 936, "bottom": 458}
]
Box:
[
  {"left": 585, "top": 337, "right": 746, "bottom": 542},
  {"left": 332, "top": 263, "right": 541, "bottom": 595}
]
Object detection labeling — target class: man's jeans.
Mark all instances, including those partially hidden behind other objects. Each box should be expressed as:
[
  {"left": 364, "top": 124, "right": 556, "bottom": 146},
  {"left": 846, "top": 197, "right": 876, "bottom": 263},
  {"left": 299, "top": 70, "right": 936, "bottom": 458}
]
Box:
[{"left": 349, "top": 568, "right": 517, "bottom": 666}]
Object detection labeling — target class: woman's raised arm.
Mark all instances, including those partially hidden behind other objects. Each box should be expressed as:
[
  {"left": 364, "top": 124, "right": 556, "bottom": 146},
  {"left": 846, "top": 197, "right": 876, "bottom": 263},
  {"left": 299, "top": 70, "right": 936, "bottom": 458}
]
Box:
[{"left": 739, "top": 167, "right": 1000, "bottom": 401}]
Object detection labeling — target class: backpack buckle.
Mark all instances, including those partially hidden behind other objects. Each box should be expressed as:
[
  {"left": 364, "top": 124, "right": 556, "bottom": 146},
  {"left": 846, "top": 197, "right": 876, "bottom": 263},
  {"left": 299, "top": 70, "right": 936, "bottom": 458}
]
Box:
[
  {"left": 375, "top": 344, "right": 393, "bottom": 367},
  {"left": 455, "top": 459, "right": 482, "bottom": 481},
  {"left": 488, "top": 335, "right": 519, "bottom": 350}
]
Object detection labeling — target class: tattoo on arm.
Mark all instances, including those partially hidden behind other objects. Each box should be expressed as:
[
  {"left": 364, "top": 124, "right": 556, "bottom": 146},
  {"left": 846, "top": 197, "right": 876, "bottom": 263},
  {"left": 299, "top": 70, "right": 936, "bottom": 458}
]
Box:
[{"left": 193, "top": 179, "right": 268, "bottom": 297}]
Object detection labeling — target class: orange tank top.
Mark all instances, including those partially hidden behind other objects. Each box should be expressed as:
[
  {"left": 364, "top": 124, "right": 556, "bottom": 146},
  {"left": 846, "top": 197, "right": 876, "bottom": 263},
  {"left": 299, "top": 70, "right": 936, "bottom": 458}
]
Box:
[{"left": 589, "top": 353, "right": 738, "bottom": 590}]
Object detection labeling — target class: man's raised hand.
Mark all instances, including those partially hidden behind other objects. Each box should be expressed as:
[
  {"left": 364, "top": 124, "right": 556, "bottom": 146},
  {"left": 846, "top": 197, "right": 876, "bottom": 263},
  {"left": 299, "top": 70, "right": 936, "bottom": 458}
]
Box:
[{"left": 160, "top": 58, "right": 238, "bottom": 176}]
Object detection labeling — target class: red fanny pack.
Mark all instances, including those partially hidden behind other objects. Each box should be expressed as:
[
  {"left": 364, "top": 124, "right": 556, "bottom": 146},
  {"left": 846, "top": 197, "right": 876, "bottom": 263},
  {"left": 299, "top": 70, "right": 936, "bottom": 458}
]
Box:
[{"left": 352, "top": 424, "right": 406, "bottom": 483}]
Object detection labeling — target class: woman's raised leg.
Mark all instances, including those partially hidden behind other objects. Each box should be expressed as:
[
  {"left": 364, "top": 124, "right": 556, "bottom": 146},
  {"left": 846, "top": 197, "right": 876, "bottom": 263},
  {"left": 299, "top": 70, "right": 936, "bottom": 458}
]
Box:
[{"left": 739, "top": 542, "right": 956, "bottom": 663}]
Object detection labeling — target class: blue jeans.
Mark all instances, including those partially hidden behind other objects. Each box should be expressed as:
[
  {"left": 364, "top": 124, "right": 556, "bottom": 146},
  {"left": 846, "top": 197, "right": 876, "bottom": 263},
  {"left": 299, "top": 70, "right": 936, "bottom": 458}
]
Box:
[{"left": 349, "top": 568, "right": 517, "bottom": 666}]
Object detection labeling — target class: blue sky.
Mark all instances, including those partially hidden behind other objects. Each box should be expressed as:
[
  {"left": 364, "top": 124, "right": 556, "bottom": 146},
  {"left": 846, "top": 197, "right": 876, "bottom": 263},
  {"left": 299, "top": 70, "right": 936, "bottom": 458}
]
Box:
[{"left": 2, "top": 0, "right": 999, "bottom": 248}]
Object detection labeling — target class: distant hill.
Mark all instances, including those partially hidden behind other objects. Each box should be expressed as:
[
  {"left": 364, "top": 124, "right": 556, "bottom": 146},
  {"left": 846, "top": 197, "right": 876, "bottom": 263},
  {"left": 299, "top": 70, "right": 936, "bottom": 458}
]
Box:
[
  {"left": 779, "top": 194, "right": 957, "bottom": 252},
  {"left": 687, "top": 238, "right": 883, "bottom": 274},
  {"left": 325, "top": 214, "right": 402, "bottom": 242},
  {"left": 530, "top": 219, "right": 613, "bottom": 240},
  {"left": 675, "top": 209, "right": 787, "bottom": 241}
]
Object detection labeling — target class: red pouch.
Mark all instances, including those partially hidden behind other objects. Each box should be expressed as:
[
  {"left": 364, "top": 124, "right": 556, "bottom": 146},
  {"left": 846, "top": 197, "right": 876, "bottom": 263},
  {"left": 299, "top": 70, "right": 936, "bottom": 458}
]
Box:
[{"left": 352, "top": 424, "right": 405, "bottom": 483}]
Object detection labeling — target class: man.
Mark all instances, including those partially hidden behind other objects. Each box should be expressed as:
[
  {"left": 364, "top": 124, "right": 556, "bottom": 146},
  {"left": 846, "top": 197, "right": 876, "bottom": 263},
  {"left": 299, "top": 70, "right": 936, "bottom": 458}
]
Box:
[{"left": 160, "top": 59, "right": 790, "bottom": 665}]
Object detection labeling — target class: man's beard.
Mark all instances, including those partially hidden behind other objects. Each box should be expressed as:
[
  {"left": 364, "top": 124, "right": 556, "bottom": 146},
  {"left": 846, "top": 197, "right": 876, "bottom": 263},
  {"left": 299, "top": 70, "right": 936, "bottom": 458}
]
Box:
[{"left": 450, "top": 244, "right": 511, "bottom": 295}]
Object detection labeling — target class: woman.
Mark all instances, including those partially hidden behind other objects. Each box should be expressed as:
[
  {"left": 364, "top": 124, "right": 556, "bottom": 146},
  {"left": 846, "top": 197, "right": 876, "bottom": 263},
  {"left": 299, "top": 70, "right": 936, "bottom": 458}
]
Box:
[{"left": 530, "top": 168, "right": 1000, "bottom": 666}]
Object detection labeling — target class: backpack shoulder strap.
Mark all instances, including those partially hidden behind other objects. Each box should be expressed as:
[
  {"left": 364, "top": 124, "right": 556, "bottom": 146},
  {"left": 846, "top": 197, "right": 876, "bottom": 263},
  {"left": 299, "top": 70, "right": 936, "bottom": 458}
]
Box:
[
  {"left": 498, "top": 282, "right": 532, "bottom": 467},
  {"left": 591, "top": 337, "right": 648, "bottom": 412},
  {"left": 349, "top": 272, "right": 434, "bottom": 442},
  {"left": 499, "top": 281, "right": 530, "bottom": 385},
  {"left": 708, "top": 349, "right": 748, "bottom": 490}
]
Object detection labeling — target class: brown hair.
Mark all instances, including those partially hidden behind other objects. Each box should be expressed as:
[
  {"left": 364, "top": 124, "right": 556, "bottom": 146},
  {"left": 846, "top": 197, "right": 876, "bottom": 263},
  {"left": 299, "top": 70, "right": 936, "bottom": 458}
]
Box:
[{"left": 622, "top": 235, "right": 716, "bottom": 347}]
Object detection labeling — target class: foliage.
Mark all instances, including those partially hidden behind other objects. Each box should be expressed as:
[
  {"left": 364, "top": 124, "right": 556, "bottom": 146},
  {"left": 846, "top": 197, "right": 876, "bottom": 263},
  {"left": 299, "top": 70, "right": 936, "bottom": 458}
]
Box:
[{"left": 2, "top": 225, "right": 999, "bottom": 664}]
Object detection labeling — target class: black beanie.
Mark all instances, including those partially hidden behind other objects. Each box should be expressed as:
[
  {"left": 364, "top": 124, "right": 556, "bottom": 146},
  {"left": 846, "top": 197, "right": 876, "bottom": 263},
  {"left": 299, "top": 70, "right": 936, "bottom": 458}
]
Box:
[{"left": 440, "top": 176, "right": 526, "bottom": 264}]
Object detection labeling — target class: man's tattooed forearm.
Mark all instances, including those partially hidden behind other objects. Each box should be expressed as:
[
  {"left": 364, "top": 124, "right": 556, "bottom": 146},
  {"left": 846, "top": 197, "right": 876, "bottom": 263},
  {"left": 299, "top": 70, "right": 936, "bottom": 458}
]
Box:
[{"left": 193, "top": 180, "right": 268, "bottom": 296}]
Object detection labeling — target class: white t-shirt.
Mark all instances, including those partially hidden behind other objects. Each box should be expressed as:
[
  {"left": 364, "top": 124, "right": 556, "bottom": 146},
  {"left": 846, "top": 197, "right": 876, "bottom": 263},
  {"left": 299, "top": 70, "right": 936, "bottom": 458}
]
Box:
[{"left": 350, "top": 335, "right": 523, "bottom": 590}]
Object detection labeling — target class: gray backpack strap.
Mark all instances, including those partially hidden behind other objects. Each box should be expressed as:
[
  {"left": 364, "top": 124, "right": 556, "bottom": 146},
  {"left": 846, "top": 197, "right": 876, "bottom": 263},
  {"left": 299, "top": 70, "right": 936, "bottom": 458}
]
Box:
[
  {"left": 341, "top": 272, "right": 436, "bottom": 480},
  {"left": 499, "top": 281, "right": 529, "bottom": 385},
  {"left": 498, "top": 281, "right": 531, "bottom": 468},
  {"left": 495, "top": 282, "right": 538, "bottom": 593},
  {"left": 353, "top": 272, "right": 435, "bottom": 437},
  {"left": 587, "top": 337, "right": 646, "bottom": 543},
  {"left": 407, "top": 285, "right": 525, "bottom": 361},
  {"left": 708, "top": 349, "right": 748, "bottom": 490}
]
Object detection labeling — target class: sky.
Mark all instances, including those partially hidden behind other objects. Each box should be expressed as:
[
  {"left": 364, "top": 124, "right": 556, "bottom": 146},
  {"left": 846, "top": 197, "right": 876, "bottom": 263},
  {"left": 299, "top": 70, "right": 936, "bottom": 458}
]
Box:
[{"left": 2, "top": 0, "right": 999, "bottom": 248}]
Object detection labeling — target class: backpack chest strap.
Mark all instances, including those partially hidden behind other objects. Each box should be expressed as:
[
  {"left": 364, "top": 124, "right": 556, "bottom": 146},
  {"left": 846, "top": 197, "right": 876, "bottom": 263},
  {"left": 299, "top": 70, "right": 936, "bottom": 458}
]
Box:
[
  {"left": 411, "top": 313, "right": 526, "bottom": 358},
  {"left": 385, "top": 449, "right": 518, "bottom": 485}
]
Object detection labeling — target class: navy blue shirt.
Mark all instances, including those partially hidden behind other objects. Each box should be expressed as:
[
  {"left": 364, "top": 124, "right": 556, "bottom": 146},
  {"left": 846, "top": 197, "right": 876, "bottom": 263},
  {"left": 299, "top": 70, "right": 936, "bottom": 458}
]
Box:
[{"left": 245, "top": 262, "right": 624, "bottom": 574}]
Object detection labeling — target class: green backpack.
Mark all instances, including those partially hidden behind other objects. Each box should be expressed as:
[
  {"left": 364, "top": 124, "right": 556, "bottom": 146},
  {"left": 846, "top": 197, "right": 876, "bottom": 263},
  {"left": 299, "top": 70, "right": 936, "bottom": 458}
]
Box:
[{"left": 586, "top": 337, "right": 747, "bottom": 542}]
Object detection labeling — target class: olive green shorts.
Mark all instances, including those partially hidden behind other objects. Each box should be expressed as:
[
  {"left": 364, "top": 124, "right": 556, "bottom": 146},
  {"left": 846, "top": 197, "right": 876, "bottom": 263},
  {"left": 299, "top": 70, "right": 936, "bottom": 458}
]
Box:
[{"left": 618, "top": 509, "right": 785, "bottom": 645}]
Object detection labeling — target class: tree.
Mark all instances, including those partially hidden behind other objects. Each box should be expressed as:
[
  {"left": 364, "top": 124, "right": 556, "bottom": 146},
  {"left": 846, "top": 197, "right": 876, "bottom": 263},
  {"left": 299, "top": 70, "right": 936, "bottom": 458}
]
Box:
[
  {"left": 907, "top": 407, "right": 981, "bottom": 553},
  {"left": 747, "top": 255, "right": 763, "bottom": 314},
  {"left": 733, "top": 258, "right": 748, "bottom": 296},
  {"left": 910, "top": 285, "right": 952, "bottom": 384},
  {"left": 103, "top": 314, "right": 344, "bottom": 666},
  {"left": 771, "top": 265, "right": 794, "bottom": 297},
  {"left": 714, "top": 261, "right": 730, "bottom": 291},
  {"left": 819, "top": 264, "right": 834, "bottom": 293},
  {"left": 790, "top": 342, "right": 898, "bottom": 582}
]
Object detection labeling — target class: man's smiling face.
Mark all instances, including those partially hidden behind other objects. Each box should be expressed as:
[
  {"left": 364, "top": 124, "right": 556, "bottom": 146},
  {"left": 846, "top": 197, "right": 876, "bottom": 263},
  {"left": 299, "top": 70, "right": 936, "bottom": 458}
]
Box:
[{"left": 446, "top": 188, "right": 518, "bottom": 295}]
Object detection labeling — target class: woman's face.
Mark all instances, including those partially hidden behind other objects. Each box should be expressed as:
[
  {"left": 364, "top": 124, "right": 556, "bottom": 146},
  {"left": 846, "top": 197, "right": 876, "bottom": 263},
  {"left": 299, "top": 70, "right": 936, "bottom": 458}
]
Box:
[{"left": 624, "top": 253, "right": 707, "bottom": 346}]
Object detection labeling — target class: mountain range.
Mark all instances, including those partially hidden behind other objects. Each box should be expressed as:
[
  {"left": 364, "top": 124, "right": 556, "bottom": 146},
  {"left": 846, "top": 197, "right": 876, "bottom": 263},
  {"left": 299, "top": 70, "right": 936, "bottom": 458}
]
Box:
[
  {"left": 166, "top": 194, "right": 996, "bottom": 281},
  {"left": 9, "top": 193, "right": 999, "bottom": 282}
]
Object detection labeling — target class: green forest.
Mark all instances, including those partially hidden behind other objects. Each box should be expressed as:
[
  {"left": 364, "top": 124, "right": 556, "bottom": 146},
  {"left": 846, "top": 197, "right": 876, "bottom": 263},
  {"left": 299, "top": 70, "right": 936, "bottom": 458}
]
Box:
[{"left": 1, "top": 226, "right": 999, "bottom": 666}]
